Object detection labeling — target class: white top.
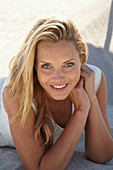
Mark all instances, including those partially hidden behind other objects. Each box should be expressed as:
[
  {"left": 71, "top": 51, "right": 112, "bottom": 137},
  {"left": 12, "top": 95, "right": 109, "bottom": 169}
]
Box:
[{"left": 0, "top": 64, "right": 102, "bottom": 147}]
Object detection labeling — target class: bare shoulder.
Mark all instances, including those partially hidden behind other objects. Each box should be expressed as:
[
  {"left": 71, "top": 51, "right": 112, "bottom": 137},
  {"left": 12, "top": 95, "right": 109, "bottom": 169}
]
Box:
[
  {"left": 2, "top": 86, "right": 45, "bottom": 169},
  {"left": 2, "top": 85, "right": 36, "bottom": 125},
  {"left": 2, "top": 85, "right": 20, "bottom": 119},
  {"left": 96, "top": 71, "right": 107, "bottom": 108},
  {"left": 96, "top": 71, "right": 112, "bottom": 134},
  {"left": 97, "top": 71, "right": 107, "bottom": 97}
]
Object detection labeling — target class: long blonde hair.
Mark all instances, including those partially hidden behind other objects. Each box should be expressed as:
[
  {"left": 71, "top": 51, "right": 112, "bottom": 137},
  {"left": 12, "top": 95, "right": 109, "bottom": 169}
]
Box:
[{"left": 9, "top": 16, "right": 87, "bottom": 148}]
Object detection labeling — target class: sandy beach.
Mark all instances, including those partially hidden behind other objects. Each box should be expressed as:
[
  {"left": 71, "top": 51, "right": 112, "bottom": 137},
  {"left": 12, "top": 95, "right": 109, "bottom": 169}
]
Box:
[
  {"left": 0, "top": 0, "right": 113, "bottom": 123},
  {"left": 0, "top": 0, "right": 113, "bottom": 124},
  {"left": 0, "top": 0, "right": 113, "bottom": 169},
  {"left": 0, "top": 0, "right": 112, "bottom": 75},
  {"left": 0, "top": 0, "right": 113, "bottom": 103}
]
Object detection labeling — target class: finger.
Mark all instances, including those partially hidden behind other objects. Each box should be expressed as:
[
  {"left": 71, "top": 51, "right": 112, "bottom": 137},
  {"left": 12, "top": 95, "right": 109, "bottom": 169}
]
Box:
[
  {"left": 81, "top": 65, "right": 95, "bottom": 79},
  {"left": 81, "top": 70, "right": 89, "bottom": 77},
  {"left": 81, "top": 64, "right": 93, "bottom": 74},
  {"left": 73, "top": 76, "right": 83, "bottom": 88},
  {"left": 77, "top": 76, "right": 84, "bottom": 87}
]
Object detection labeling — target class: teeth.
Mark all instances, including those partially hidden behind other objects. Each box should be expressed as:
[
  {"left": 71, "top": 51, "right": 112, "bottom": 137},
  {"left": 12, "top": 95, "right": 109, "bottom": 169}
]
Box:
[{"left": 52, "top": 84, "right": 66, "bottom": 89}]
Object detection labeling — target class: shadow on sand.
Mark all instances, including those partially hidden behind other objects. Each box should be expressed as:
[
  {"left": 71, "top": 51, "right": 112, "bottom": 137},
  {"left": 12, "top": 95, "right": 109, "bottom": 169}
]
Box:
[{"left": 86, "top": 0, "right": 113, "bottom": 105}]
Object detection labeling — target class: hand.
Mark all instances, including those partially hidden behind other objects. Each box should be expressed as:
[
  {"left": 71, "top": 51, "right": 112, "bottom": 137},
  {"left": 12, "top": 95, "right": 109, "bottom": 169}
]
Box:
[
  {"left": 69, "top": 76, "right": 90, "bottom": 112},
  {"left": 81, "top": 64, "right": 96, "bottom": 102}
]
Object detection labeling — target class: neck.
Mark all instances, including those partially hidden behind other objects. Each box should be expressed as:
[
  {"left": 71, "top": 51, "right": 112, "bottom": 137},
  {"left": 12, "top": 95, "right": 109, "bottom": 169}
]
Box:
[{"left": 47, "top": 96, "right": 69, "bottom": 104}]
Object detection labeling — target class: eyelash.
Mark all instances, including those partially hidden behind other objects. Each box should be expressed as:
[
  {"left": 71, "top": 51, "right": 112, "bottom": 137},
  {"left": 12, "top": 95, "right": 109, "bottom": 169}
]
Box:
[
  {"left": 41, "top": 62, "right": 74, "bottom": 69},
  {"left": 64, "top": 62, "right": 74, "bottom": 67},
  {"left": 41, "top": 64, "right": 51, "bottom": 69}
]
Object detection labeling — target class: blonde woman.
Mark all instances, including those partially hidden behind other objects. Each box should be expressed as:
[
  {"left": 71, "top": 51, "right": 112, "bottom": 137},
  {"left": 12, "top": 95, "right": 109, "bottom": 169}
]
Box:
[{"left": 1, "top": 16, "right": 113, "bottom": 169}]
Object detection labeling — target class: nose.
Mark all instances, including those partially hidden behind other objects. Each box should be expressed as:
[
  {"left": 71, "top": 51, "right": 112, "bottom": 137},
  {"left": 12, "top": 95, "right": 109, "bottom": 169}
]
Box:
[{"left": 53, "top": 69, "right": 64, "bottom": 82}]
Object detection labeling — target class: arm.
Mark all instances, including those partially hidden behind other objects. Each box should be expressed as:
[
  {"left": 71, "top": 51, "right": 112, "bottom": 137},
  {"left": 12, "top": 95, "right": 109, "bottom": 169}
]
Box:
[
  {"left": 2, "top": 80, "right": 90, "bottom": 170},
  {"left": 81, "top": 65, "right": 113, "bottom": 163}
]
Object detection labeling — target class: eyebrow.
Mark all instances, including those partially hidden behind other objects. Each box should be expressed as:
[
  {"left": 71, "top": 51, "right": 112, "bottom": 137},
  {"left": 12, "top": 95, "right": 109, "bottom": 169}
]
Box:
[
  {"left": 39, "top": 58, "right": 76, "bottom": 64},
  {"left": 63, "top": 59, "right": 76, "bottom": 64}
]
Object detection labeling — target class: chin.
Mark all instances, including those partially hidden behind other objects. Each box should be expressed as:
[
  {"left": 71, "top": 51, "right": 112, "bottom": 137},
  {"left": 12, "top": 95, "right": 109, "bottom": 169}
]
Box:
[{"left": 50, "top": 93, "right": 69, "bottom": 101}]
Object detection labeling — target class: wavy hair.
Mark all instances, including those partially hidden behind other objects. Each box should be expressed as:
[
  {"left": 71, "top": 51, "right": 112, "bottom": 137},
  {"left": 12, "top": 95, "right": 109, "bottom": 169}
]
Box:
[{"left": 9, "top": 16, "right": 87, "bottom": 148}]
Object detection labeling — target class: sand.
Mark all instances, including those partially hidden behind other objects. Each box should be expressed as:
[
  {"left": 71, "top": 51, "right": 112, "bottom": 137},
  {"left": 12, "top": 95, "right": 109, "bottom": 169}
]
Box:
[
  {"left": 0, "top": 0, "right": 113, "bottom": 169},
  {"left": 0, "top": 0, "right": 113, "bottom": 103}
]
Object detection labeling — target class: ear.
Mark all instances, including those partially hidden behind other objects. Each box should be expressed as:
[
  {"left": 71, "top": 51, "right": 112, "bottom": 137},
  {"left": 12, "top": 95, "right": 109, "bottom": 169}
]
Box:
[
  {"left": 80, "top": 58, "right": 83, "bottom": 68},
  {"left": 80, "top": 54, "right": 86, "bottom": 65}
]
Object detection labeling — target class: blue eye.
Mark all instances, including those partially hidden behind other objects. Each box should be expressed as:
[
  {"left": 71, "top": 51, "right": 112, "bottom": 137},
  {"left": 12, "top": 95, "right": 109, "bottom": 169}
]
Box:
[
  {"left": 42, "top": 64, "right": 51, "bottom": 69},
  {"left": 65, "top": 62, "right": 74, "bottom": 67}
]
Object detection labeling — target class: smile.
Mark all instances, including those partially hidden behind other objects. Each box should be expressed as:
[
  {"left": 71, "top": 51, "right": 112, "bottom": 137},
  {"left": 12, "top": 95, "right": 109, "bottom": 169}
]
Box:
[{"left": 50, "top": 84, "right": 68, "bottom": 90}]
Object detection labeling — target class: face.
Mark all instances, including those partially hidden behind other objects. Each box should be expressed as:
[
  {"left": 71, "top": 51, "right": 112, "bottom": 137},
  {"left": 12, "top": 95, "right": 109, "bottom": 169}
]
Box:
[{"left": 36, "top": 40, "right": 82, "bottom": 101}]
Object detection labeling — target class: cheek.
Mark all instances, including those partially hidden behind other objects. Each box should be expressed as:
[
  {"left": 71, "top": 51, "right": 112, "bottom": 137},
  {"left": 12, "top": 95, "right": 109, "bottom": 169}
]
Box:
[
  {"left": 70, "top": 67, "right": 81, "bottom": 83},
  {"left": 37, "top": 69, "right": 49, "bottom": 87},
  {"left": 37, "top": 73, "right": 45, "bottom": 85}
]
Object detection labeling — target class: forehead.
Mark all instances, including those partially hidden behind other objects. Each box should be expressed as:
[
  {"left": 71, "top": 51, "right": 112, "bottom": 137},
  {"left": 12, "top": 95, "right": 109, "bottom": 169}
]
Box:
[
  {"left": 37, "top": 40, "right": 76, "bottom": 52},
  {"left": 37, "top": 40, "right": 79, "bottom": 61}
]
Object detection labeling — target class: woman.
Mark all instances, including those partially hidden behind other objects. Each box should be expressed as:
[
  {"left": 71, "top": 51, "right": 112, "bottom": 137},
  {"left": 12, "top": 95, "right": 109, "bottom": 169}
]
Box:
[{"left": 1, "top": 16, "right": 113, "bottom": 169}]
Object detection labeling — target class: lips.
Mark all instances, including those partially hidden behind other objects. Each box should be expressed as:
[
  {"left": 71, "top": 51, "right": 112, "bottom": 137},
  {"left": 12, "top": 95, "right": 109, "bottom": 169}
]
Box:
[{"left": 50, "top": 83, "right": 68, "bottom": 90}]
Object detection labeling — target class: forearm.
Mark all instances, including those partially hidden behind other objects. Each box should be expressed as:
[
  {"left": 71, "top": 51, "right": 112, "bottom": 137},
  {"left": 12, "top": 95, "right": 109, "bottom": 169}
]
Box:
[
  {"left": 85, "top": 97, "right": 113, "bottom": 163},
  {"left": 40, "top": 109, "right": 88, "bottom": 170}
]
